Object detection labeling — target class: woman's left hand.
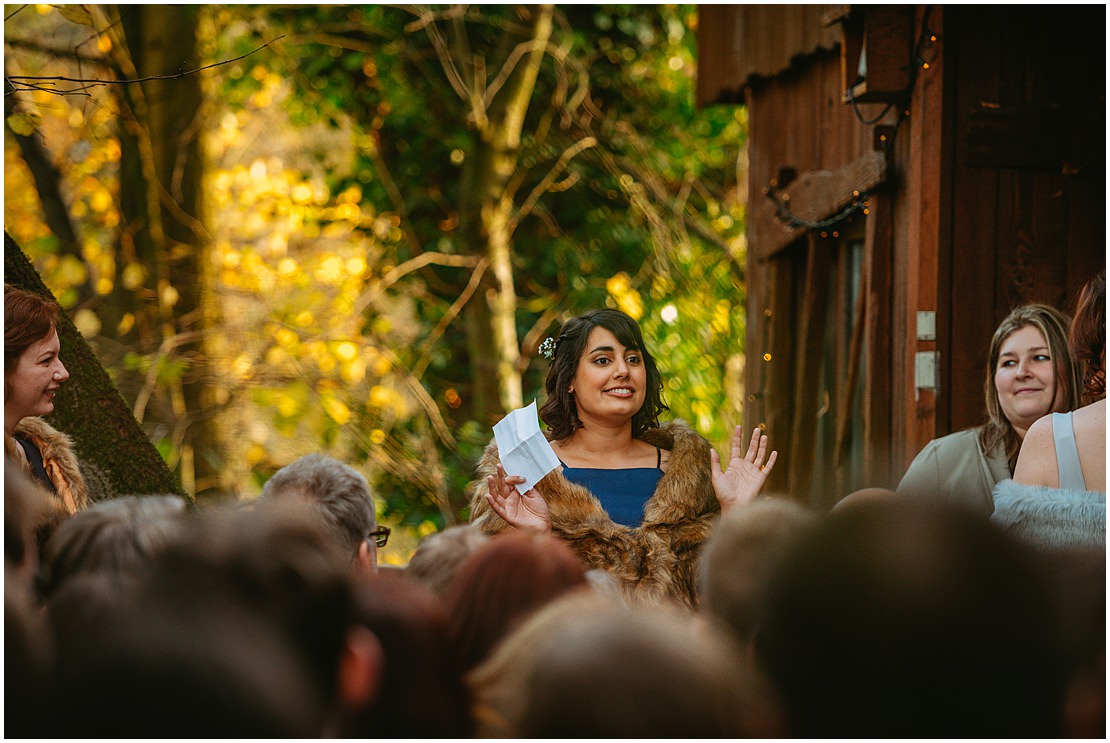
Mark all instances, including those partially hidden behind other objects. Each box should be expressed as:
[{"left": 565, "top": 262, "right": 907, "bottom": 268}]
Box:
[
  {"left": 486, "top": 464, "right": 553, "bottom": 535},
  {"left": 711, "top": 425, "right": 778, "bottom": 514}
]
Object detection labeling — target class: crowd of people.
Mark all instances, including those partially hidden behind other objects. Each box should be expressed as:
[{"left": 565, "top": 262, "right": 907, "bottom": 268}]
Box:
[{"left": 4, "top": 278, "right": 1105, "bottom": 738}]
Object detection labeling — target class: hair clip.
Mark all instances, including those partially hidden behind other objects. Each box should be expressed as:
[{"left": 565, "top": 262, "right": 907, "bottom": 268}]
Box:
[{"left": 539, "top": 336, "right": 557, "bottom": 361}]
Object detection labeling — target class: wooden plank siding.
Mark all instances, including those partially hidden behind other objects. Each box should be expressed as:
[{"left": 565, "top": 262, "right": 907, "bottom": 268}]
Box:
[
  {"left": 702, "top": 4, "right": 1105, "bottom": 508},
  {"left": 944, "top": 4, "right": 1106, "bottom": 436}
]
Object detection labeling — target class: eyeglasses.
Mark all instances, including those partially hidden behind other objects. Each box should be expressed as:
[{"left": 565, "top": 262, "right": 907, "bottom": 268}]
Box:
[{"left": 366, "top": 526, "right": 391, "bottom": 548}]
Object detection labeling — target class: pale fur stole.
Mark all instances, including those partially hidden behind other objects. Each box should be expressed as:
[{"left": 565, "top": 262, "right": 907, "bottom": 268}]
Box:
[
  {"left": 991, "top": 478, "right": 1105, "bottom": 550},
  {"left": 6, "top": 416, "right": 88, "bottom": 516},
  {"left": 468, "top": 420, "right": 719, "bottom": 608}
]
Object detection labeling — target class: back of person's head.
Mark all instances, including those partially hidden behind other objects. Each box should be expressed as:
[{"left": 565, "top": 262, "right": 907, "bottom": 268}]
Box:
[
  {"left": 403, "top": 524, "right": 489, "bottom": 598},
  {"left": 46, "top": 599, "right": 325, "bottom": 737},
  {"left": 42, "top": 494, "right": 186, "bottom": 597},
  {"left": 137, "top": 500, "right": 356, "bottom": 703},
  {"left": 1042, "top": 547, "right": 1106, "bottom": 738},
  {"left": 5, "top": 462, "right": 51, "bottom": 590},
  {"left": 443, "top": 530, "right": 588, "bottom": 671},
  {"left": 44, "top": 571, "right": 138, "bottom": 665},
  {"left": 5, "top": 562, "right": 53, "bottom": 738},
  {"left": 468, "top": 590, "right": 623, "bottom": 737},
  {"left": 1069, "top": 270, "right": 1105, "bottom": 402},
  {"left": 755, "top": 499, "right": 1065, "bottom": 738},
  {"left": 259, "top": 453, "right": 376, "bottom": 557},
  {"left": 698, "top": 498, "right": 817, "bottom": 645},
  {"left": 341, "top": 571, "right": 473, "bottom": 738},
  {"left": 516, "top": 595, "right": 760, "bottom": 737}
]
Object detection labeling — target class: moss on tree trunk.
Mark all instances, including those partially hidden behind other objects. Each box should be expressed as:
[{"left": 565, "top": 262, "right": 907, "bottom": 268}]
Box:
[{"left": 5, "top": 232, "right": 186, "bottom": 500}]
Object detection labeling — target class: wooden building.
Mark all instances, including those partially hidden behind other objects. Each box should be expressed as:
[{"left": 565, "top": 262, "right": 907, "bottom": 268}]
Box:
[{"left": 698, "top": 5, "right": 1105, "bottom": 509}]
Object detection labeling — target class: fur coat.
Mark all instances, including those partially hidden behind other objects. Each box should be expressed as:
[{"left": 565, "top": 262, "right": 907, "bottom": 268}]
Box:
[
  {"left": 991, "top": 478, "right": 1105, "bottom": 550},
  {"left": 468, "top": 420, "right": 719, "bottom": 608},
  {"left": 6, "top": 416, "right": 88, "bottom": 518}
]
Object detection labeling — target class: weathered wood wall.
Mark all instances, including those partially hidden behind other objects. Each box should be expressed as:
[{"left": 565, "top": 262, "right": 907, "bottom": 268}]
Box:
[
  {"left": 702, "top": 4, "right": 1105, "bottom": 509},
  {"left": 941, "top": 4, "right": 1106, "bottom": 435}
]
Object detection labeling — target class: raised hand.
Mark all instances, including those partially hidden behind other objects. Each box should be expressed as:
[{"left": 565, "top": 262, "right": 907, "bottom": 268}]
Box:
[
  {"left": 710, "top": 425, "right": 778, "bottom": 514},
  {"left": 486, "top": 463, "right": 552, "bottom": 534}
]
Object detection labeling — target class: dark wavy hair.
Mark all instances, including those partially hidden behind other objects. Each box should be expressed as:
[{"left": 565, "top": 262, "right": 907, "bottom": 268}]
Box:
[
  {"left": 1069, "top": 271, "right": 1105, "bottom": 403},
  {"left": 538, "top": 309, "right": 668, "bottom": 440}
]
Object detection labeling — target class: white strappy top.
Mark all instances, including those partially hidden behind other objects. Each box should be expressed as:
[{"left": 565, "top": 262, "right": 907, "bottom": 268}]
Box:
[{"left": 1051, "top": 411, "right": 1086, "bottom": 491}]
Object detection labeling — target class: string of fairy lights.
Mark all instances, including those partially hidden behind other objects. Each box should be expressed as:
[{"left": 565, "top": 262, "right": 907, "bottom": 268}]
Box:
[
  {"left": 761, "top": 6, "right": 938, "bottom": 233},
  {"left": 748, "top": 7, "right": 939, "bottom": 441}
]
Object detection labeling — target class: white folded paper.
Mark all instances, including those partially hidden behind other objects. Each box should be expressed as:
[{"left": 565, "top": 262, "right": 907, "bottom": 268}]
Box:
[{"left": 492, "top": 399, "right": 561, "bottom": 493}]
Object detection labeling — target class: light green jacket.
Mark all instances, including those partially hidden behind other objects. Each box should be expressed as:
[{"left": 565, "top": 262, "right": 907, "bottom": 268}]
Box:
[{"left": 895, "top": 427, "right": 1011, "bottom": 515}]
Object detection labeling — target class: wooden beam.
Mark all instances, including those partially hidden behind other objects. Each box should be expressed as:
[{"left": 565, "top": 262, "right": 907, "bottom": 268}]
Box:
[
  {"left": 862, "top": 190, "right": 894, "bottom": 488},
  {"left": 787, "top": 234, "right": 834, "bottom": 505},
  {"left": 751, "top": 150, "right": 887, "bottom": 260}
]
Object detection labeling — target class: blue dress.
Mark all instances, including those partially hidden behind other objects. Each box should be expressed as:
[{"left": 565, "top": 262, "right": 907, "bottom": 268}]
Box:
[{"left": 559, "top": 448, "right": 664, "bottom": 527}]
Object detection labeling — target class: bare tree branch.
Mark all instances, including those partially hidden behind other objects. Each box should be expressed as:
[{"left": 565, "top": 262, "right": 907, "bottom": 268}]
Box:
[
  {"left": 508, "top": 135, "right": 597, "bottom": 234},
  {"left": 353, "top": 252, "right": 481, "bottom": 317},
  {"left": 411, "top": 257, "right": 489, "bottom": 380},
  {"left": 5, "top": 35, "right": 284, "bottom": 96}
]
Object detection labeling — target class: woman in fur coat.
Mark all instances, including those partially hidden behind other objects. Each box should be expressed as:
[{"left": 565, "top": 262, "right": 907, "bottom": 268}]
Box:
[
  {"left": 468, "top": 308, "right": 776, "bottom": 607},
  {"left": 4, "top": 285, "right": 87, "bottom": 520}
]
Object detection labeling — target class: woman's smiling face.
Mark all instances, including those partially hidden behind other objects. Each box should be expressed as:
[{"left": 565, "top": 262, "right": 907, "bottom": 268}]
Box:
[
  {"left": 6, "top": 326, "right": 68, "bottom": 424},
  {"left": 993, "top": 324, "right": 1062, "bottom": 438},
  {"left": 569, "top": 326, "right": 647, "bottom": 425}
]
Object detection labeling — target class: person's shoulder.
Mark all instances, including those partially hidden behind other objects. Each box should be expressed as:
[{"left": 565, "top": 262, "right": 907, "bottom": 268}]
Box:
[
  {"left": 14, "top": 416, "right": 74, "bottom": 450},
  {"left": 1022, "top": 414, "right": 1056, "bottom": 449},
  {"left": 1012, "top": 416, "right": 1058, "bottom": 487},
  {"left": 1028, "top": 412, "right": 1057, "bottom": 433},
  {"left": 920, "top": 427, "right": 983, "bottom": 458},
  {"left": 1071, "top": 398, "right": 1106, "bottom": 432},
  {"left": 898, "top": 428, "right": 984, "bottom": 495}
]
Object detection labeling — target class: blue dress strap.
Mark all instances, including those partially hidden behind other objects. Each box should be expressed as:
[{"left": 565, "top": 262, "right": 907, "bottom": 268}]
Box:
[{"left": 1052, "top": 412, "right": 1087, "bottom": 491}]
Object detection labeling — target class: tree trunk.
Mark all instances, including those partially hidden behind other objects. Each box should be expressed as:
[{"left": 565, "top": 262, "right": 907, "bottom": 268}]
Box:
[
  {"left": 107, "top": 5, "right": 220, "bottom": 497},
  {"left": 456, "top": 4, "right": 554, "bottom": 421},
  {"left": 5, "top": 232, "right": 185, "bottom": 500}
]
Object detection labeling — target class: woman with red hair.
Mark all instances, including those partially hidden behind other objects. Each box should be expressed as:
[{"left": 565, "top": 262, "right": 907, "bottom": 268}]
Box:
[
  {"left": 442, "top": 530, "right": 589, "bottom": 673},
  {"left": 4, "top": 285, "right": 86, "bottom": 519}
]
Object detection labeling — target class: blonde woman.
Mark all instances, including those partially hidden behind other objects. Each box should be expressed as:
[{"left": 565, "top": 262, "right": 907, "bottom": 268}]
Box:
[{"left": 896, "top": 304, "right": 1081, "bottom": 513}]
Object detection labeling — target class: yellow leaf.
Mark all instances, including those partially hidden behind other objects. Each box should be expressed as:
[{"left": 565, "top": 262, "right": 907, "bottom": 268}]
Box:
[
  {"left": 341, "top": 358, "right": 366, "bottom": 384},
  {"left": 72, "top": 308, "right": 101, "bottom": 338},
  {"left": 96, "top": 34, "right": 112, "bottom": 53},
  {"left": 6, "top": 111, "right": 42, "bottom": 137},
  {"left": 90, "top": 188, "right": 112, "bottom": 212},
  {"left": 335, "top": 342, "right": 358, "bottom": 362},
  {"left": 121, "top": 263, "right": 146, "bottom": 290},
  {"left": 322, "top": 395, "right": 351, "bottom": 425},
  {"left": 276, "top": 393, "right": 299, "bottom": 417}
]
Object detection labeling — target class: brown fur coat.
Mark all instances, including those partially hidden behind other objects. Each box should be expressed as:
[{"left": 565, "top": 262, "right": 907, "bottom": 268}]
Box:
[
  {"left": 6, "top": 416, "right": 88, "bottom": 518},
  {"left": 468, "top": 421, "right": 719, "bottom": 608}
]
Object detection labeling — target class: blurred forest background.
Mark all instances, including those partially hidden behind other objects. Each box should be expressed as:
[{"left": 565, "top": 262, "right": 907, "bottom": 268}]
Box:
[{"left": 4, "top": 4, "right": 749, "bottom": 562}]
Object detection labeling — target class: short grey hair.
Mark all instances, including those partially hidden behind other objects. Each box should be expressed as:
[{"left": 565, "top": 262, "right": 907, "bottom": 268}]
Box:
[{"left": 259, "top": 454, "right": 375, "bottom": 556}]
